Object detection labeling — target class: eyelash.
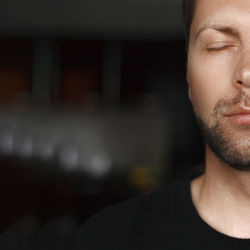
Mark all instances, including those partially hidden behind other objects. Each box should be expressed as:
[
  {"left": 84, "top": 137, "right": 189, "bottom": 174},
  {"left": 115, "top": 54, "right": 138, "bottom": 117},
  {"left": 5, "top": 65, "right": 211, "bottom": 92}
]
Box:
[{"left": 207, "top": 45, "right": 234, "bottom": 52}]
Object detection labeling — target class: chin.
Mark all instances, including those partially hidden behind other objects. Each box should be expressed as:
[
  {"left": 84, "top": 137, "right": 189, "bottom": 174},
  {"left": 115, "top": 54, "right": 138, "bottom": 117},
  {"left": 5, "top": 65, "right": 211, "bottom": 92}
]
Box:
[{"left": 195, "top": 113, "right": 250, "bottom": 171}]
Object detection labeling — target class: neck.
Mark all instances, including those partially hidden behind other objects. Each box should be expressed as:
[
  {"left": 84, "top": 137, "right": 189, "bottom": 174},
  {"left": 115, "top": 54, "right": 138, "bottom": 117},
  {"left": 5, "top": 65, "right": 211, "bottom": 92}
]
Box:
[{"left": 191, "top": 145, "right": 250, "bottom": 239}]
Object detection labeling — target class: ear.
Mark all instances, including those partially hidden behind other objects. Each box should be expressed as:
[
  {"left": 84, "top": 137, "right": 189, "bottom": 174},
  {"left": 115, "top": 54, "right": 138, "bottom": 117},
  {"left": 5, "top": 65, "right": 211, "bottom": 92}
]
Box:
[
  {"left": 186, "top": 72, "right": 192, "bottom": 102},
  {"left": 188, "top": 85, "right": 192, "bottom": 102}
]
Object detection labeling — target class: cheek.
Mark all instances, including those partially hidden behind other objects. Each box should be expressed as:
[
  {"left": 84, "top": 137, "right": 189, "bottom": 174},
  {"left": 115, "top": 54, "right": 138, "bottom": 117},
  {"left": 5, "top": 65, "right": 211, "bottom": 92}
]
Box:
[{"left": 187, "top": 51, "right": 236, "bottom": 122}]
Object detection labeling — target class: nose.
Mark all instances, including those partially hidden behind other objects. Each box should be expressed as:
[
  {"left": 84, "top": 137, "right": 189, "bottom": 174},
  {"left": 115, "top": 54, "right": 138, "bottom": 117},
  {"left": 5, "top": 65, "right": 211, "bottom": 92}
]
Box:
[{"left": 234, "top": 53, "right": 250, "bottom": 89}]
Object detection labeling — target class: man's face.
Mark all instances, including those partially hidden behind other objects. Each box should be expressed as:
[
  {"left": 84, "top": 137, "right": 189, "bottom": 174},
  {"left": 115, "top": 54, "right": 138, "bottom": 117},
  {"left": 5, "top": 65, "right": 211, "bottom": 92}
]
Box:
[{"left": 187, "top": 0, "right": 250, "bottom": 170}]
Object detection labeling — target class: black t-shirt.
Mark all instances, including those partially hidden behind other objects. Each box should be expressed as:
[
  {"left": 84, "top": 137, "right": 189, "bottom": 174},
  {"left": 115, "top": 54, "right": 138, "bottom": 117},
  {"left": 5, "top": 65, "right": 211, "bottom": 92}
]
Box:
[{"left": 72, "top": 175, "right": 250, "bottom": 250}]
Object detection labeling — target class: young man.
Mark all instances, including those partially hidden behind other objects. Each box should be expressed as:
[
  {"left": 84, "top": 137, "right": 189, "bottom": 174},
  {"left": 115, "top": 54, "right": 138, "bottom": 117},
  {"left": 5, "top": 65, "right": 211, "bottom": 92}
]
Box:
[{"left": 72, "top": 0, "right": 250, "bottom": 249}]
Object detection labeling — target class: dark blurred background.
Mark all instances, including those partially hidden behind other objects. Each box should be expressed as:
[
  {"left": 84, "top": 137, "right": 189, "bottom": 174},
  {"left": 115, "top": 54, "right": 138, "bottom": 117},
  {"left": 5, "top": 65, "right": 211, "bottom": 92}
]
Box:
[{"left": 0, "top": 0, "right": 204, "bottom": 246}]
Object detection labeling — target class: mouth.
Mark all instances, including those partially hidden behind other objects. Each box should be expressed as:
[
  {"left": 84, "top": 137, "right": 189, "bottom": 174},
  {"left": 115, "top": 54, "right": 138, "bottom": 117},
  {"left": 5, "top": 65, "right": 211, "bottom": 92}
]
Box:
[{"left": 224, "top": 107, "right": 250, "bottom": 126}]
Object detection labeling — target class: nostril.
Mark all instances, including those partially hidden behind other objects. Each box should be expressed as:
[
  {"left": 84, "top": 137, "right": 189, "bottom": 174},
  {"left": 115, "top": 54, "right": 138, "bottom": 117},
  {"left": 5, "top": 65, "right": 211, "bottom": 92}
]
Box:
[{"left": 236, "top": 80, "right": 250, "bottom": 88}]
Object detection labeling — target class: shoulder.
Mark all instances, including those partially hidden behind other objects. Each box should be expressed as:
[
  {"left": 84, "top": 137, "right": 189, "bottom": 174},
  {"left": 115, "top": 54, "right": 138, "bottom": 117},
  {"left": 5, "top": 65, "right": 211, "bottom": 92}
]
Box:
[
  {"left": 71, "top": 179, "right": 188, "bottom": 250},
  {"left": 82, "top": 179, "right": 185, "bottom": 227}
]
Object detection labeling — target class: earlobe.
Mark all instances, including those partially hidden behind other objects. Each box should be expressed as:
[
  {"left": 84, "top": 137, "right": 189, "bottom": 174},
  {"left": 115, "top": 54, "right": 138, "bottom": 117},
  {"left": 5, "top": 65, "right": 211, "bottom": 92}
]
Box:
[
  {"left": 188, "top": 85, "right": 192, "bottom": 102},
  {"left": 188, "top": 86, "right": 192, "bottom": 102},
  {"left": 186, "top": 72, "right": 192, "bottom": 101},
  {"left": 186, "top": 66, "right": 190, "bottom": 84}
]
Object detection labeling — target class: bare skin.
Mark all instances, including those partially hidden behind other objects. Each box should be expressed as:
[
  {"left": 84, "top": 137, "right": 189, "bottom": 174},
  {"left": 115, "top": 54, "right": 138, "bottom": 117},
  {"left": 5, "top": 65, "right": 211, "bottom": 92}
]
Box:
[{"left": 187, "top": 0, "right": 250, "bottom": 239}]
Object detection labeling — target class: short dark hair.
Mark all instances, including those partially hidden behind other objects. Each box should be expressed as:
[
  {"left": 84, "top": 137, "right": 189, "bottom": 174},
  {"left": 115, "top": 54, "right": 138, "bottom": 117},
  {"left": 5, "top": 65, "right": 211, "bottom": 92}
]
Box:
[{"left": 182, "top": 0, "right": 196, "bottom": 43}]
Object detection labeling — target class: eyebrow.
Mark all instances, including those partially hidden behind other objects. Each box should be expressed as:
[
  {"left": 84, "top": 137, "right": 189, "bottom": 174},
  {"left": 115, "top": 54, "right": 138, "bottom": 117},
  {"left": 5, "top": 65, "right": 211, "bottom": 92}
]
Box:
[{"left": 195, "top": 25, "right": 240, "bottom": 41}]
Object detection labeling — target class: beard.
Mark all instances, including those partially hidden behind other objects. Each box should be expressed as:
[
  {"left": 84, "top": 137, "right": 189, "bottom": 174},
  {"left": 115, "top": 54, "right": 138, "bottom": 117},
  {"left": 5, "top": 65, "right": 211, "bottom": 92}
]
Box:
[{"left": 194, "top": 91, "right": 250, "bottom": 171}]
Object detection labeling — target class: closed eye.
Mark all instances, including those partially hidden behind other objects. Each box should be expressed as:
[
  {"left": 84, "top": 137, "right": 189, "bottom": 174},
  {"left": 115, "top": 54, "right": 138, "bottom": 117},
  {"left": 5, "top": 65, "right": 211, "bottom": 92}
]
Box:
[{"left": 207, "top": 45, "right": 235, "bottom": 52}]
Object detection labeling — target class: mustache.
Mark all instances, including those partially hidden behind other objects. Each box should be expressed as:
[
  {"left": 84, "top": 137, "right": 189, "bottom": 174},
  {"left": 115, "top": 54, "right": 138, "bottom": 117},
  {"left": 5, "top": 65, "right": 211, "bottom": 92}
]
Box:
[{"left": 214, "top": 90, "right": 250, "bottom": 116}]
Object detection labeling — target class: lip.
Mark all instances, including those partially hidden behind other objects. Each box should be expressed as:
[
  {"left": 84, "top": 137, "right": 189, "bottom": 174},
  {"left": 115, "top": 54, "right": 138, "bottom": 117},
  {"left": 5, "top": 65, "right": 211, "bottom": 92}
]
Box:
[{"left": 224, "top": 107, "right": 250, "bottom": 126}]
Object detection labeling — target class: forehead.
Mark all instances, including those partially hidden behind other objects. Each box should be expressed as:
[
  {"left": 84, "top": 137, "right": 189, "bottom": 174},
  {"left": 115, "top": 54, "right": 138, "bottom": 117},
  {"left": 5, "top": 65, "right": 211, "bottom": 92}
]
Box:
[{"left": 190, "top": 0, "right": 250, "bottom": 38}]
